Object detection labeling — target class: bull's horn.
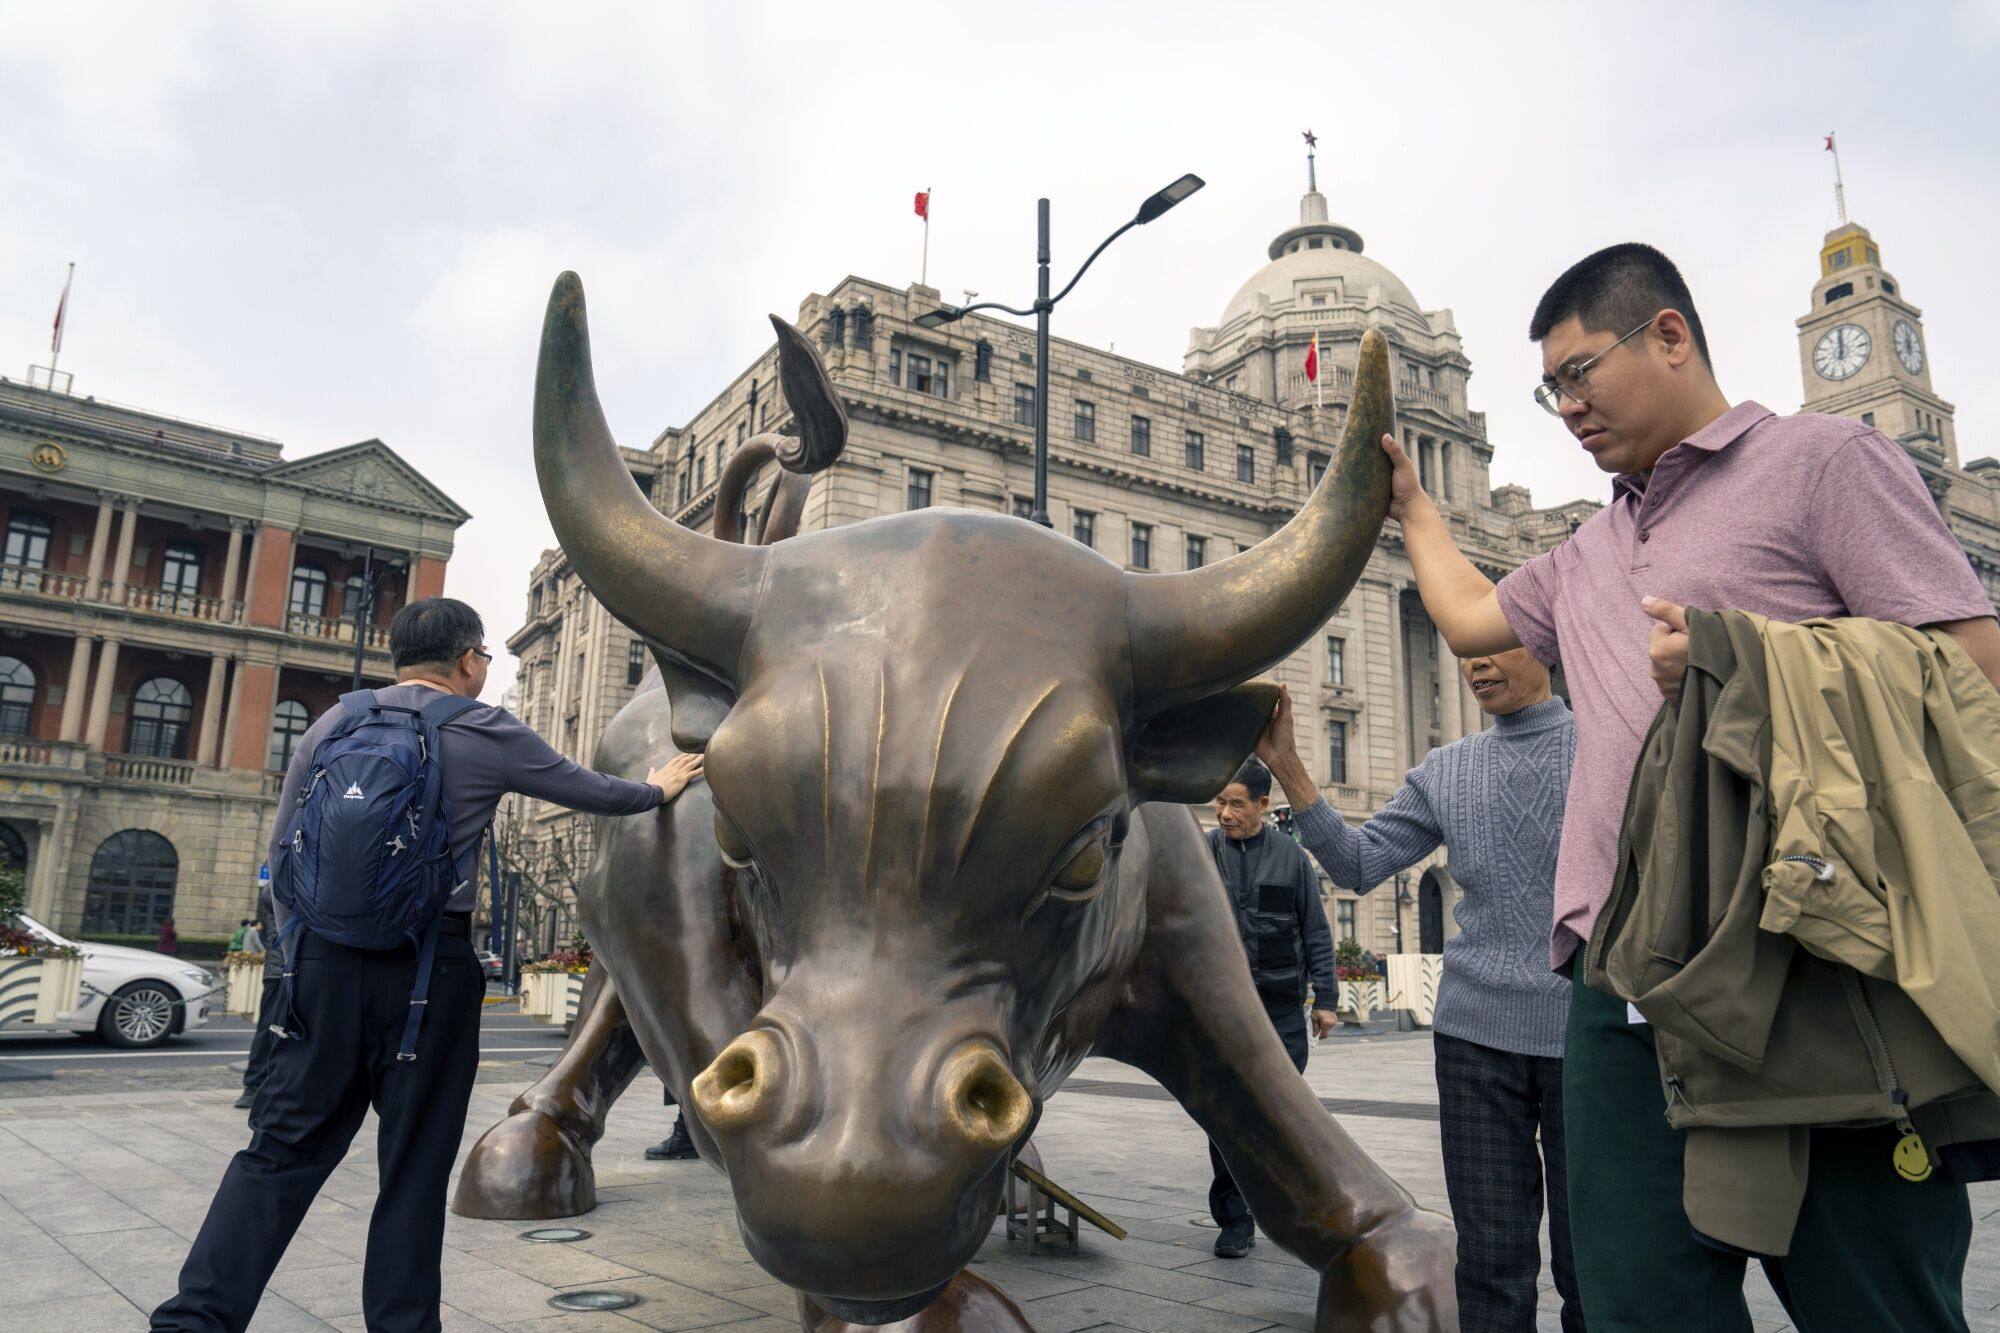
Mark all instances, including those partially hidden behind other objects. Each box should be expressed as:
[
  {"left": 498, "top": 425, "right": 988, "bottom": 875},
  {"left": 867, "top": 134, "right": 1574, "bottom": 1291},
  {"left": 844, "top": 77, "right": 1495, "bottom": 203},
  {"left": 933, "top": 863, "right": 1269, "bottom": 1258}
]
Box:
[
  {"left": 1125, "top": 326, "right": 1394, "bottom": 713},
  {"left": 533, "top": 272, "right": 766, "bottom": 684}
]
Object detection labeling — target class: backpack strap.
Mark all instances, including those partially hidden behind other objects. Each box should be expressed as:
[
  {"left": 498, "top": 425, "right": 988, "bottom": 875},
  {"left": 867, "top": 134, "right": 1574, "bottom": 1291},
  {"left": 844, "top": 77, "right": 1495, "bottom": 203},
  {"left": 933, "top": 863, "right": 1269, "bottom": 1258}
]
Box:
[
  {"left": 267, "top": 914, "right": 307, "bottom": 1042},
  {"left": 396, "top": 914, "right": 443, "bottom": 1062},
  {"left": 417, "top": 693, "right": 484, "bottom": 728}
]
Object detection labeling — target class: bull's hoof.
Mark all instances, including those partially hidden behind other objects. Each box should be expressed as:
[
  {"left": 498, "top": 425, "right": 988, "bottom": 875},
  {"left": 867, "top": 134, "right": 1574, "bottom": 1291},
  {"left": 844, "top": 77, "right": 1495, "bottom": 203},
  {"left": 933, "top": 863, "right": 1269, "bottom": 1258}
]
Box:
[
  {"left": 1315, "top": 1207, "right": 1458, "bottom": 1332},
  {"left": 798, "top": 1269, "right": 1033, "bottom": 1331},
  {"left": 450, "top": 1109, "right": 596, "bottom": 1219}
]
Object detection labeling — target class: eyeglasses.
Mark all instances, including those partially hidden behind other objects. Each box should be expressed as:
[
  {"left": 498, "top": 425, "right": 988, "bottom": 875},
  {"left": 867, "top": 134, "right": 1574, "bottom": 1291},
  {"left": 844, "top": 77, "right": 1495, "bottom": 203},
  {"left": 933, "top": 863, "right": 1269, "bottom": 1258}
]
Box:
[
  {"left": 1533, "top": 317, "right": 1654, "bottom": 416},
  {"left": 470, "top": 648, "right": 493, "bottom": 662}
]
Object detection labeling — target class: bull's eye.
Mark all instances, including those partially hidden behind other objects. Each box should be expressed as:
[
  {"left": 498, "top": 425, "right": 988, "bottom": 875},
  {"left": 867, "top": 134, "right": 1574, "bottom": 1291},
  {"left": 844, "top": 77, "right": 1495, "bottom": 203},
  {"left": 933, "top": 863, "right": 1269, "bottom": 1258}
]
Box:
[
  {"left": 715, "top": 810, "right": 754, "bottom": 869},
  {"left": 1048, "top": 839, "right": 1108, "bottom": 902}
]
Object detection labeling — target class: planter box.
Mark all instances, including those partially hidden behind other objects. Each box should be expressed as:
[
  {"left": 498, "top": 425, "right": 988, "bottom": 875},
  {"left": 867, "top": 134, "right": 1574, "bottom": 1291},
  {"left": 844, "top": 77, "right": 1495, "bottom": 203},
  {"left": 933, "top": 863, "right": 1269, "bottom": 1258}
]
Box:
[
  {"left": 542, "top": 972, "right": 585, "bottom": 1026},
  {"left": 1336, "top": 979, "right": 1385, "bottom": 1024},
  {"left": 225, "top": 960, "right": 265, "bottom": 1020},
  {"left": 1384, "top": 954, "right": 1445, "bottom": 1027},
  {"left": 0, "top": 955, "right": 85, "bottom": 1028},
  {"left": 519, "top": 971, "right": 556, "bottom": 1019}
]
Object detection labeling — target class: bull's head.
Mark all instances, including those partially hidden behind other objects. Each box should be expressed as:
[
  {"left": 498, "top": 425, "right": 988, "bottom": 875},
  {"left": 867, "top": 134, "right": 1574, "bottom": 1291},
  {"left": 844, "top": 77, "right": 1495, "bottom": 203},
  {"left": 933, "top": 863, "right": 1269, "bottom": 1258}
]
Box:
[{"left": 535, "top": 273, "right": 1390, "bottom": 1319}]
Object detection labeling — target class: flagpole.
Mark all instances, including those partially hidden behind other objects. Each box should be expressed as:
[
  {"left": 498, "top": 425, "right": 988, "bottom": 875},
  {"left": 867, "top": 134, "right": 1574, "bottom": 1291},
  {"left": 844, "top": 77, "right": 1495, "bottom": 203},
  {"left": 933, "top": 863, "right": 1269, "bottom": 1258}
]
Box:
[
  {"left": 1827, "top": 132, "right": 1847, "bottom": 225},
  {"left": 49, "top": 261, "right": 74, "bottom": 385},
  {"left": 921, "top": 185, "right": 931, "bottom": 287}
]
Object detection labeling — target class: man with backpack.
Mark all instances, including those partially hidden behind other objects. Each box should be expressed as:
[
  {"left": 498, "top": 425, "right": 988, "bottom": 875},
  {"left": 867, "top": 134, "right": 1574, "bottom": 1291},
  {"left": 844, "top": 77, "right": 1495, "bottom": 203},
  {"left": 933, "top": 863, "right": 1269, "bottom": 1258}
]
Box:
[{"left": 153, "top": 598, "right": 702, "bottom": 1333}]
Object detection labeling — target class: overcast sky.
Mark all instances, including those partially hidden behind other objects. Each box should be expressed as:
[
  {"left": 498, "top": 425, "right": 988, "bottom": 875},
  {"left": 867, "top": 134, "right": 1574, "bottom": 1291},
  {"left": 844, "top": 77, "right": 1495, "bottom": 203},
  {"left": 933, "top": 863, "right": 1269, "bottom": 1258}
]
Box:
[{"left": 6, "top": 2, "right": 1996, "bottom": 700}]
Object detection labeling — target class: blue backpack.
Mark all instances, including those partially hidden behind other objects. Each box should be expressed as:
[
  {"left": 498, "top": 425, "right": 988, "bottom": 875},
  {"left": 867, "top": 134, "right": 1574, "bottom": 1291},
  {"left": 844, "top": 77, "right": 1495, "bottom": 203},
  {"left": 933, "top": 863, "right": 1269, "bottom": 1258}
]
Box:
[{"left": 269, "top": 690, "right": 486, "bottom": 1062}]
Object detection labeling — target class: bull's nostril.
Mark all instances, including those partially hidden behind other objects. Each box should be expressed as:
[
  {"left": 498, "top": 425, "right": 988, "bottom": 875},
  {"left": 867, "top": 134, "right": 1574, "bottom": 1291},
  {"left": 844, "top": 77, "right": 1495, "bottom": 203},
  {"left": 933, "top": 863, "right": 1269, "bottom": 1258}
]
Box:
[
  {"left": 939, "top": 1045, "right": 1030, "bottom": 1152},
  {"left": 691, "top": 1029, "right": 783, "bottom": 1131}
]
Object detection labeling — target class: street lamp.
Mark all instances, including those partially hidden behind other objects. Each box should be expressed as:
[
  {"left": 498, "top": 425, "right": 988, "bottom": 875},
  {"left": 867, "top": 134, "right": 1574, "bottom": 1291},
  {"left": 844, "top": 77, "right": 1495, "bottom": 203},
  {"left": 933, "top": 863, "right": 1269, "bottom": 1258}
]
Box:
[{"left": 914, "top": 173, "right": 1204, "bottom": 527}]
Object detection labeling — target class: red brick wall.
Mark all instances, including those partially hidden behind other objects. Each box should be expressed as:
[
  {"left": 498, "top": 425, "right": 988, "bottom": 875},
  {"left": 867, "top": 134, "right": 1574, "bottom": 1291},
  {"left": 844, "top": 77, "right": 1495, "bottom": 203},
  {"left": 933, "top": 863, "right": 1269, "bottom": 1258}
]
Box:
[{"left": 227, "top": 664, "right": 278, "bottom": 770}]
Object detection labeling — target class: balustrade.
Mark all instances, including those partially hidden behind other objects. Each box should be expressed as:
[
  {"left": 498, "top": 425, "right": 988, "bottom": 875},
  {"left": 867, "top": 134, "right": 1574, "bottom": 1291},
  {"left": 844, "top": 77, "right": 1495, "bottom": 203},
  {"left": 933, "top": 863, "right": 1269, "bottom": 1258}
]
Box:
[
  {"left": 0, "top": 562, "right": 93, "bottom": 600},
  {"left": 103, "top": 754, "right": 196, "bottom": 786},
  {"left": 285, "top": 612, "right": 390, "bottom": 650}
]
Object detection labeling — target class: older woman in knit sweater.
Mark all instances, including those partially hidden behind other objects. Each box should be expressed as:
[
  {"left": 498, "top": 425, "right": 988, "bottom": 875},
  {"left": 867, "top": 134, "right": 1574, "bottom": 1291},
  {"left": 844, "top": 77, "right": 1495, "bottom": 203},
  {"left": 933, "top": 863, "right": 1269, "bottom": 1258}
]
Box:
[{"left": 1256, "top": 649, "right": 1579, "bottom": 1333}]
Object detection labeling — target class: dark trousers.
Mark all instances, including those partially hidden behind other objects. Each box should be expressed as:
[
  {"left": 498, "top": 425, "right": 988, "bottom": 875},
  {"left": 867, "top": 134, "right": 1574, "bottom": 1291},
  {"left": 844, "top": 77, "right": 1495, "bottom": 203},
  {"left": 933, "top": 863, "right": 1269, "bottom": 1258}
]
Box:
[
  {"left": 1564, "top": 972, "right": 1972, "bottom": 1332},
  {"left": 152, "top": 930, "right": 484, "bottom": 1333},
  {"left": 240, "top": 977, "right": 283, "bottom": 1093},
  {"left": 1209, "top": 995, "right": 1310, "bottom": 1232},
  {"left": 1434, "top": 1031, "right": 1583, "bottom": 1333}
]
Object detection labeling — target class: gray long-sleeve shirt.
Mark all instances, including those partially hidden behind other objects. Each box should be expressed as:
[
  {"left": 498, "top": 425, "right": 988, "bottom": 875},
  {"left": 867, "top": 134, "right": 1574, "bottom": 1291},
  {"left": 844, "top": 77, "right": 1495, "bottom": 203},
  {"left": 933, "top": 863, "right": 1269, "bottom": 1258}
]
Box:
[
  {"left": 1290, "top": 697, "right": 1574, "bottom": 1058},
  {"left": 269, "top": 683, "right": 662, "bottom": 933}
]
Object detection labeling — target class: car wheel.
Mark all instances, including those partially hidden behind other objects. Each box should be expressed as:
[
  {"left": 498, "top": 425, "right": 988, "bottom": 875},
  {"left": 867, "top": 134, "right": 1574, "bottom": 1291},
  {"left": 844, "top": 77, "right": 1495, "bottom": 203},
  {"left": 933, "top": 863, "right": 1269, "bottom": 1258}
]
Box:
[{"left": 99, "top": 981, "right": 180, "bottom": 1049}]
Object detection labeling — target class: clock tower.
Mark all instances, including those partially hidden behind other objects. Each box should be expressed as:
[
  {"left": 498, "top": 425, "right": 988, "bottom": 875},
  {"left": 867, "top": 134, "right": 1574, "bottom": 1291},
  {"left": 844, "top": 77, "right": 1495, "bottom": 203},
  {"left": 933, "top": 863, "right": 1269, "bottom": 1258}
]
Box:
[{"left": 1796, "top": 222, "right": 1959, "bottom": 483}]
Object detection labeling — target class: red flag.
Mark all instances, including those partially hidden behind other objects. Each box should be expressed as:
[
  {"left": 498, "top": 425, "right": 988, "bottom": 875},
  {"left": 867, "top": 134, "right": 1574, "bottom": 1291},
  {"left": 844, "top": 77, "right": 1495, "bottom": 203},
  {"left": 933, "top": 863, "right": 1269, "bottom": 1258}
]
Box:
[
  {"left": 51, "top": 264, "right": 73, "bottom": 355},
  {"left": 914, "top": 190, "right": 930, "bottom": 220},
  {"left": 1824, "top": 133, "right": 1835, "bottom": 151},
  {"left": 1304, "top": 331, "right": 1319, "bottom": 383}
]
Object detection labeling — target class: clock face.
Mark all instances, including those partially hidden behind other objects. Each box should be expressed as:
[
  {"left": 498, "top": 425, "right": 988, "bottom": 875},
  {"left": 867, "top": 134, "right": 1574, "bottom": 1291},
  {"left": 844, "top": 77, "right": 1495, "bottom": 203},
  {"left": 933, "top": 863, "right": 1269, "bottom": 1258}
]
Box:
[
  {"left": 1814, "top": 323, "right": 1871, "bottom": 380},
  {"left": 1894, "top": 319, "right": 1925, "bottom": 374}
]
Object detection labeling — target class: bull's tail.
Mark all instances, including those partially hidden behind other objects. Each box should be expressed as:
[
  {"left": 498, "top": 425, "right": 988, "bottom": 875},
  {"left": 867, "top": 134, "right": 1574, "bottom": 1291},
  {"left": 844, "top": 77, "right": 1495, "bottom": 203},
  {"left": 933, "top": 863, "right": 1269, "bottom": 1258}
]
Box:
[{"left": 714, "top": 314, "right": 848, "bottom": 546}]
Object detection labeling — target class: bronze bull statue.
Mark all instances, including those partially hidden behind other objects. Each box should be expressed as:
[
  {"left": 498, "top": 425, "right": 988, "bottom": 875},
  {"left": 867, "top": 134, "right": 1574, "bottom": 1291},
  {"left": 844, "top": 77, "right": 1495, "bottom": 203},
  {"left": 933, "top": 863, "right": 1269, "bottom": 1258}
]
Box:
[{"left": 454, "top": 273, "right": 1457, "bottom": 1330}]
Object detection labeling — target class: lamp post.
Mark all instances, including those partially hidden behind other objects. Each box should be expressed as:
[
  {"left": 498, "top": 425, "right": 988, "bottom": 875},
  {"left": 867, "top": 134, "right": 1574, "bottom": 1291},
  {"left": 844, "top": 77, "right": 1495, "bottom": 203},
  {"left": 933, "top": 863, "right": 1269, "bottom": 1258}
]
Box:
[
  {"left": 1392, "top": 871, "right": 1410, "bottom": 954},
  {"left": 915, "top": 174, "right": 1204, "bottom": 527}
]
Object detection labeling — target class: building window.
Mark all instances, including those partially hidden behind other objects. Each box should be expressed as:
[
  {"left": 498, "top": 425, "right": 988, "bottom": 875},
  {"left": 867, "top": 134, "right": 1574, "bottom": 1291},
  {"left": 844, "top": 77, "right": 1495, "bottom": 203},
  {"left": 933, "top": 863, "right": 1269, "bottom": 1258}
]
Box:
[
  {"left": 1012, "top": 497, "right": 1035, "bottom": 521},
  {"left": 825, "top": 308, "right": 846, "bottom": 347},
  {"left": 1185, "top": 534, "right": 1206, "bottom": 569},
  {"left": 0, "top": 822, "right": 23, "bottom": 874},
  {"left": 1311, "top": 294, "right": 1327, "bottom": 306},
  {"left": 1829, "top": 249, "right": 1850, "bottom": 271},
  {"left": 1336, "top": 898, "right": 1357, "bottom": 941},
  {"left": 1130, "top": 522, "right": 1152, "bottom": 570},
  {"left": 1329, "top": 719, "right": 1348, "bottom": 784},
  {"left": 1184, "top": 429, "right": 1205, "bottom": 470},
  {"left": 1013, "top": 384, "right": 1036, "bottom": 426},
  {"left": 1072, "top": 510, "right": 1095, "bottom": 549},
  {"left": 160, "top": 541, "right": 204, "bottom": 599},
  {"left": 850, "top": 308, "right": 873, "bottom": 346},
  {"left": 1236, "top": 444, "right": 1255, "bottom": 483},
  {"left": 82, "top": 830, "right": 178, "bottom": 936},
  {"left": 1882, "top": 280, "right": 1896, "bottom": 294},
  {"left": 696, "top": 450, "right": 706, "bottom": 493},
  {"left": 678, "top": 447, "right": 694, "bottom": 504},
  {"left": 889, "top": 347, "right": 902, "bottom": 385},
  {"left": 1825, "top": 282, "right": 1853, "bottom": 303},
  {"left": 288, "top": 564, "right": 329, "bottom": 623},
  {"left": 627, "top": 641, "right": 648, "bottom": 686},
  {"left": 1862, "top": 412, "right": 1876, "bottom": 427},
  {"left": 907, "top": 351, "right": 949, "bottom": 397},
  {"left": 736, "top": 421, "right": 747, "bottom": 448},
  {"left": 1274, "top": 426, "right": 1293, "bottom": 467},
  {"left": 0, "top": 656, "right": 35, "bottom": 737},
  {"left": 1308, "top": 452, "right": 1329, "bottom": 487},
  {"left": 1131, "top": 415, "right": 1151, "bottom": 456},
  {"left": 906, "top": 467, "right": 934, "bottom": 510},
  {"left": 128, "top": 677, "right": 194, "bottom": 759},
  {"left": 3, "top": 512, "right": 52, "bottom": 570},
  {"left": 974, "top": 341, "right": 992, "bottom": 381},
  {"left": 1326, "top": 636, "right": 1346, "bottom": 686},
  {"left": 1074, "top": 400, "right": 1096, "bottom": 442},
  {"left": 267, "top": 699, "right": 310, "bottom": 772},
  {"left": 530, "top": 585, "right": 543, "bottom": 617}
]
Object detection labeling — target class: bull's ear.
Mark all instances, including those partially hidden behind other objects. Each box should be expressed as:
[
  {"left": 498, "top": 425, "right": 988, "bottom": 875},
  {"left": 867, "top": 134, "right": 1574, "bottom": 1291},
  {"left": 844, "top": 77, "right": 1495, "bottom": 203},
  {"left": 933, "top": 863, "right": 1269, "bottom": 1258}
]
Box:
[
  {"left": 652, "top": 648, "right": 736, "bottom": 752},
  {"left": 1126, "top": 680, "right": 1280, "bottom": 805}
]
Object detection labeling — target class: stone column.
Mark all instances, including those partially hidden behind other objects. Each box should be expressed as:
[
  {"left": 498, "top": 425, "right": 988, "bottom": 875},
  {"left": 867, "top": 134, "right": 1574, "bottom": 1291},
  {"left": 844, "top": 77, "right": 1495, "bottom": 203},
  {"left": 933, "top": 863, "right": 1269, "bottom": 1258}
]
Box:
[
  {"left": 195, "top": 654, "right": 229, "bottom": 766},
  {"left": 1385, "top": 583, "right": 1409, "bottom": 774},
  {"left": 107, "top": 498, "right": 140, "bottom": 602},
  {"left": 242, "top": 525, "right": 296, "bottom": 629},
  {"left": 1436, "top": 626, "right": 1463, "bottom": 745},
  {"left": 217, "top": 659, "right": 243, "bottom": 771},
  {"left": 85, "top": 637, "right": 121, "bottom": 751},
  {"left": 25, "top": 814, "right": 66, "bottom": 922},
  {"left": 83, "top": 495, "right": 114, "bottom": 588},
  {"left": 219, "top": 522, "right": 247, "bottom": 622},
  {"left": 57, "top": 636, "right": 94, "bottom": 742},
  {"left": 226, "top": 663, "right": 279, "bottom": 771}
]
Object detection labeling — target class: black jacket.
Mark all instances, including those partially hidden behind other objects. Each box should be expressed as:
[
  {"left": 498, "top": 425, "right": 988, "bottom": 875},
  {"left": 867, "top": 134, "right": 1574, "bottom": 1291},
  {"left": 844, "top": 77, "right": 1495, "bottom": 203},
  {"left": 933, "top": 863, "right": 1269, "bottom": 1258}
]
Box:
[{"left": 1207, "top": 825, "right": 1338, "bottom": 1007}]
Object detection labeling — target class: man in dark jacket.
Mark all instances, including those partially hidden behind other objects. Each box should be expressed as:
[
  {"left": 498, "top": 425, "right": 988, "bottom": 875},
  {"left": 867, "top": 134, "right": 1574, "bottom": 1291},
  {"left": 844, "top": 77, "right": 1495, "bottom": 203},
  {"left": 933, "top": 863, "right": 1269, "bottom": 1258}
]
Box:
[{"left": 1204, "top": 758, "right": 1338, "bottom": 1259}]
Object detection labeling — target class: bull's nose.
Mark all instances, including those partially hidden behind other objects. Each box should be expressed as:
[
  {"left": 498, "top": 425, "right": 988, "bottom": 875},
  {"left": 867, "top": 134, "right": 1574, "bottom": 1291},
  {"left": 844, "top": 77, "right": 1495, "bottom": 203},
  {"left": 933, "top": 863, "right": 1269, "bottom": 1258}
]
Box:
[
  {"left": 936, "top": 1043, "right": 1030, "bottom": 1153},
  {"left": 691, "top": 1029, "right": 785, "bottom": 1131}
]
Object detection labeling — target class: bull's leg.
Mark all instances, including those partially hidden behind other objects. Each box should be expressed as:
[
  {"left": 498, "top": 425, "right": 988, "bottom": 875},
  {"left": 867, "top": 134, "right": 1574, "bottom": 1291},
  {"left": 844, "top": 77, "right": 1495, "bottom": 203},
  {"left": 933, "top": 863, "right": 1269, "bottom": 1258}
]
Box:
[
  {"left": 1097, "top": 805, "right": 1457, "bottom": 1332},
  {"left": 451, "top": 961, "right": 649, "bottom": 1219},
  {"left": 797, "top": 1269, "right": 1033, "bottom": 1333}
]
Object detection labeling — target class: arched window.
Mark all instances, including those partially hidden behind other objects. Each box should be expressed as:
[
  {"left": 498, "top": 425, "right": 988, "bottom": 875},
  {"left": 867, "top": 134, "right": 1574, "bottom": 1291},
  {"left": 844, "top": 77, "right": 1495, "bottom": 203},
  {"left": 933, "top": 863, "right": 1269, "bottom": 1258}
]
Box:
[
  {"left": 128, "top": 677, "right": 194, "bottom": 759},
  {"left": 160, "top": 540, "right": 204, "bottom": 598},
  {"left": 0, "top": 656, "right": 34, "bottom": 737},
  {"left": 0, "top": 821, "right": 25, "bottom": 876},
  {"left": 343, "top": 573, "right": 370, "bottom": 625},
  {"left": 3, "top": 512, "right": 52, "bottom": 570},
  {"left": 267, "top": 699, "right": 310, "bottom": 772},
  {"left": 83, "top": 830, "right": 177, "bottom": 935},
  {"left": 288, "top": 564, "right": 329, "bottom": 623}
]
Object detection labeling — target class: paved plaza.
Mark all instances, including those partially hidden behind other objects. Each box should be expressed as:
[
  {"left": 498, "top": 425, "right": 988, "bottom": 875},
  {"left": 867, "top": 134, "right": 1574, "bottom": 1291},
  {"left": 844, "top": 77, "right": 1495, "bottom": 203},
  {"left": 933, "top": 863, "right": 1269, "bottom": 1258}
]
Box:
[{"left": 3, "top": 1027, "right": 1996, "bottom": 1332}]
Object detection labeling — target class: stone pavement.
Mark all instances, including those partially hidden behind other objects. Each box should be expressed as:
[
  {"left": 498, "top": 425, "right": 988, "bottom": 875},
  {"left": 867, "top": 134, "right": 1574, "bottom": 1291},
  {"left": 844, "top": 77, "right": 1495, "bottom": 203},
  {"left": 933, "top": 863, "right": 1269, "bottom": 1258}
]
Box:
[{"left": 2, "top": 1031, "right": 1996, "bottom": 1332}]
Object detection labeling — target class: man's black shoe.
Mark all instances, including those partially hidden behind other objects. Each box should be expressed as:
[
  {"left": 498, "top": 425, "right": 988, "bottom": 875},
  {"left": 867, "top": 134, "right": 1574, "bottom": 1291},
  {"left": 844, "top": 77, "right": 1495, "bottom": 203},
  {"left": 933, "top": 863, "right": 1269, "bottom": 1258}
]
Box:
[
  {"left": 645, "top": 1119, "right": 698, "bottom": 1161},
  {"left": 1214, "top": 1222, "right": 1255, "bottom": 1258},
  {"left": 232, "top": 1089, "right": 255, "bottom": 1110}
]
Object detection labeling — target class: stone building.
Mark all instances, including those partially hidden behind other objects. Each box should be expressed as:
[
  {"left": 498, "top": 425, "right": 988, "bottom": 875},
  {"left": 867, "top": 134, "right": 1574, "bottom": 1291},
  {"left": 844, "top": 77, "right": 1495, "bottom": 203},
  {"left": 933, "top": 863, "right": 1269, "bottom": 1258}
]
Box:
[
  {"left": 0, "top": 377, "right": 466, "bottom": 942},
  {"left": 508, "top": 179, "right": 1590, "bottom": 958}
]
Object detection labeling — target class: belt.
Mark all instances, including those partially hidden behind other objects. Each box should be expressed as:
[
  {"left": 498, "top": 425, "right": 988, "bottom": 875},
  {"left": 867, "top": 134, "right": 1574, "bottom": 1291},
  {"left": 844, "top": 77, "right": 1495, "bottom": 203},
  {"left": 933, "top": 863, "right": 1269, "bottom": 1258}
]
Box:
[{"left": 441, "top": 914, "right": 471, "bottom": 940}]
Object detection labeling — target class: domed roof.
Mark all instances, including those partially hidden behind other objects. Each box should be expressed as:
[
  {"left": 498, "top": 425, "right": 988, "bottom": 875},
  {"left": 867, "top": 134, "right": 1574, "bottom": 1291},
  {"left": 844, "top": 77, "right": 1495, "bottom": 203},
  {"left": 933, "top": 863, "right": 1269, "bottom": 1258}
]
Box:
[{"left": 1215, "top": 187, "right": 1421, "bottom": 328}]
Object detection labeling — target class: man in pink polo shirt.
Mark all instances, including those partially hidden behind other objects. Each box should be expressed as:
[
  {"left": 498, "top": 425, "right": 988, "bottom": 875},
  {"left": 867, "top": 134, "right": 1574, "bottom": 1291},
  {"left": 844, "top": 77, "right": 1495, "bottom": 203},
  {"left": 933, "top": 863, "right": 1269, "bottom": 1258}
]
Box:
[{"left": 1388, "top": 242, "right": 2000, "bottom": 1331}]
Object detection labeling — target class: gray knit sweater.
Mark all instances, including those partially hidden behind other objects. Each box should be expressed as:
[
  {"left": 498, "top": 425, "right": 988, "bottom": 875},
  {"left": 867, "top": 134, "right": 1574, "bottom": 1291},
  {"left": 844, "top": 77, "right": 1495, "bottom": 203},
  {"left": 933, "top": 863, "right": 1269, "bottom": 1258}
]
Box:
[{"left": 1291, "top": 697, "right": 1574, "bottom": 1058}]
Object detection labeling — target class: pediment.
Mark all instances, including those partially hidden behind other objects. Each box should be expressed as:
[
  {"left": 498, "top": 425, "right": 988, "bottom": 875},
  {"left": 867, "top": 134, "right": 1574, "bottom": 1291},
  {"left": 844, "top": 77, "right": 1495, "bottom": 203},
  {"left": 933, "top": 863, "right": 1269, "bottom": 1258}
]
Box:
[{"left": 268, "top": 439, "right": 469, "bottom": 522}]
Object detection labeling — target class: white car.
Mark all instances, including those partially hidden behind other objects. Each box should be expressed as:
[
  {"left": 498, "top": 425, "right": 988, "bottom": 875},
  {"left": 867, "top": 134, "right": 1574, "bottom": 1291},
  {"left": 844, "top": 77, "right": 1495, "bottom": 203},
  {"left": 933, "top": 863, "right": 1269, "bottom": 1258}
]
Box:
[{"left": 5, "top": 912, "right": 216, "bottom": 1048}]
